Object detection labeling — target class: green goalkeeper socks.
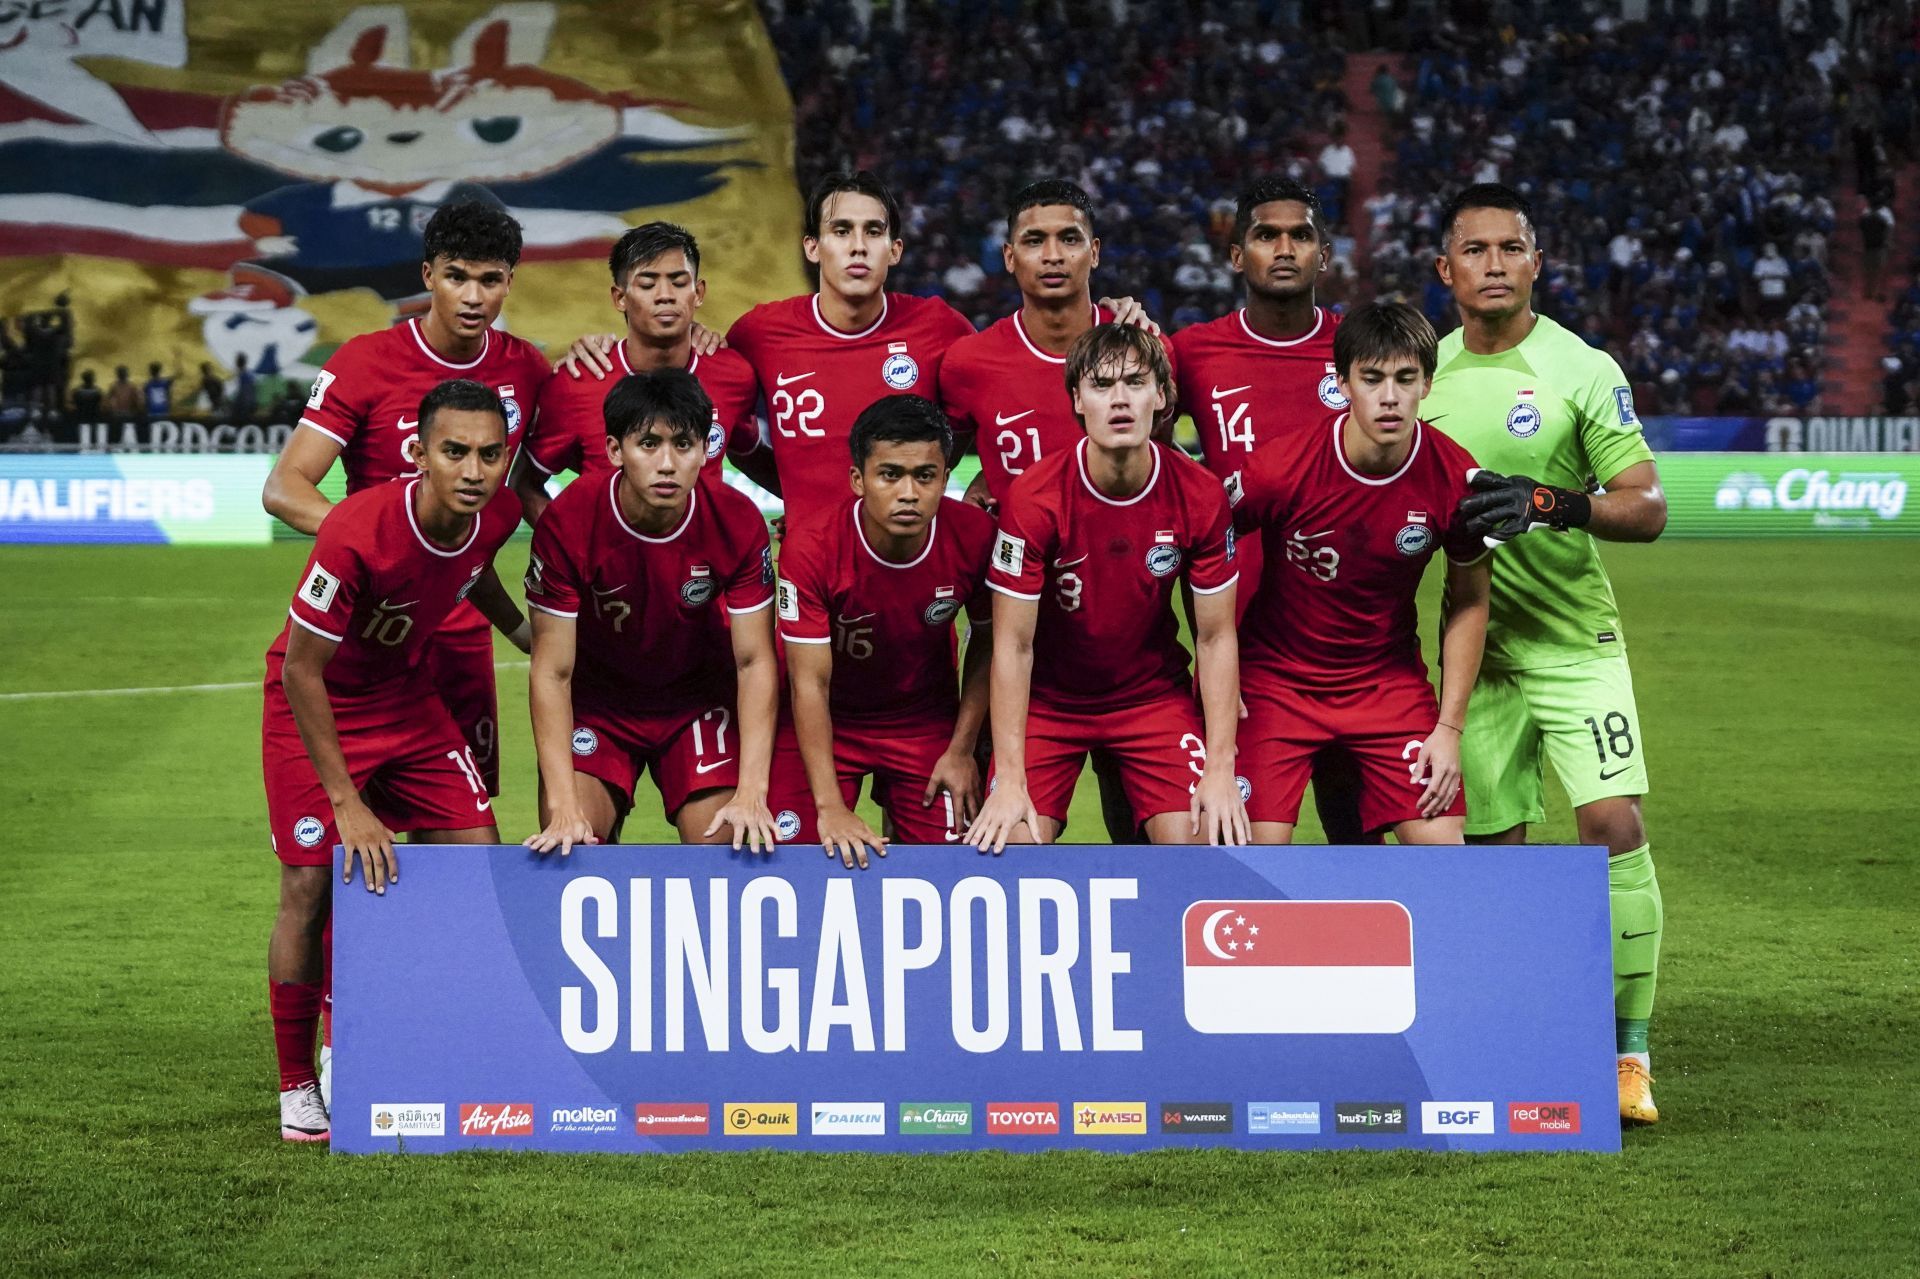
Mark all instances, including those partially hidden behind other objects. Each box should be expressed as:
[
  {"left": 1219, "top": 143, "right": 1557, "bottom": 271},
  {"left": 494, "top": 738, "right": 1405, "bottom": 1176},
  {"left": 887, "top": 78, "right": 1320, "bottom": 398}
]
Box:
[{"left": 1609, "top": 844, "right": 1662, "bottom": 1054}]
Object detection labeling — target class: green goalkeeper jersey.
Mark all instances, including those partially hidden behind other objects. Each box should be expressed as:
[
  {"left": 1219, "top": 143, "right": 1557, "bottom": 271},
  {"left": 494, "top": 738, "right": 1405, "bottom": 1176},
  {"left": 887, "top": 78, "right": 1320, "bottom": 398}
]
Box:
[{"left": 1423, "top": 314, "right": 1654, "bottom": 671}]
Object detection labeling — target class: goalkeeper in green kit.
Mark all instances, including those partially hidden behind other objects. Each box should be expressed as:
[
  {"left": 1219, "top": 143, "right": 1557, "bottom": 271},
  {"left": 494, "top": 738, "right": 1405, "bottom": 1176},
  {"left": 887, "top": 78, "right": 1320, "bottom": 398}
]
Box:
[{"left": 1421, "top": 184, "right": 1666, "bottom": 1126}]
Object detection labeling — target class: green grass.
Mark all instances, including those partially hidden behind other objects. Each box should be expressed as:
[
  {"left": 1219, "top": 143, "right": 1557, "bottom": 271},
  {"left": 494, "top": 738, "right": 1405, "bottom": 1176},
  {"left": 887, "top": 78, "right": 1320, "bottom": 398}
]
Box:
[{"left": 2, "top": 539, "right": 1917, "bottom": 1276}]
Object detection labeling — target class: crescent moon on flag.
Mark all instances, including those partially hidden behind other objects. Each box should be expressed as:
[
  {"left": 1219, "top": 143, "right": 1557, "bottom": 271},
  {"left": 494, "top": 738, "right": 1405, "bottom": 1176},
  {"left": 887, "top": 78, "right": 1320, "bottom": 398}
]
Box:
[{"left": 1201, "top": 908, "right": 1235, "bottom": 961}]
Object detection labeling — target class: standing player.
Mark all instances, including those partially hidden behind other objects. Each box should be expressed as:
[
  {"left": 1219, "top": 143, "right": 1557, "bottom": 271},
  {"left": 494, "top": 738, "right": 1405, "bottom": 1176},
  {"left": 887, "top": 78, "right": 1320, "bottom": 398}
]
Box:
[
  {"left": 1229, "top": 302, "right": 1490, "bottom": 844},
  {"left": 262, "top": 201, "right": 550, "bottom": 796},
  {"left": 771, "top": 396, "right": 996, "bottom": 867},
  {"left": 523, "top": 370, "right": 779, "bottom": 854},
  {"left": 1422, "top": 183, "right": 1670, "bottom": 1124},
  {"left": 966, "top": 324, "right": 1248, "bottom": 849},
  {"left": 1170, "top": 177, "right": 1378, "bottom": 848},
  {"left": 262, "top": 380, "right": 522, "bottom": 1141},
  {"left": 725, "top": 170, "right": 975, "bottom": 520},
  {"left": 511, "top": 222, "right": 769, "bottom": 521}
]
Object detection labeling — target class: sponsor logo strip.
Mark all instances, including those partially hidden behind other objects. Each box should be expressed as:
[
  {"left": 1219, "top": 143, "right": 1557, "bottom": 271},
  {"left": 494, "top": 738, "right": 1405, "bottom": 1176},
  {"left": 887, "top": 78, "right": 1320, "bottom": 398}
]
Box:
[
  {"left": 1246, "top": 1102, "right": 1320, "bottom": 1135},
  {"left": 985, "top": 1103, "right": 1059, "bottom": 1135},
  {"left": 898, "top": 1102, "right": 972, "bottom": 1135},
  {"left": 458, "top": 1103, "right": 534, "bottom": 1137},
  {"left": 1072, "top": 1102, "right": 1147, "bottom": 1135},
  {"left": 810, "top": 1103, "right": 886, "bottom": 1135},
  {"left": 1333, "top": 1102, "right": 1408, "bottom": 1134},
  {"left": 370, "top": 1103, "right": 444, "bottom": 1137},
  {"left": 1160, "top": 1102, "right": 1234, "bottom": 1134},
  {"left": 1508, "top": 1103, "right": 1581, "bottom": 1134},
  {"left": 1420, "top": 1102, "right": 1495, "bottom": 1135},
  {"left": 723, "top": 1103, "right": 798, "bottom": 1135},
  {"left": 634, "top": 1103, "right": 710, "bottom": 1135}
]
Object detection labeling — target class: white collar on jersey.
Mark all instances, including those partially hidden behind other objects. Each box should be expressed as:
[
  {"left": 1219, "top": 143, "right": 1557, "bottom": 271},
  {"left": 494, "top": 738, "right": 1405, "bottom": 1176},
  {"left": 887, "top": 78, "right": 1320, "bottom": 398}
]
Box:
[
  {"left": 407, "top": 318, "right": 491, "bottom": 370},
  {"left": 1011, "top": 302, "right": 1099, "bottom": 365},
  {"left": 852, "top": 499, "right": 939, "bottom": 569},
  {"left": 811, "top": 292, "right": 890, "bottom": 340},
  {"left": 1330, "top": 412, "right": 1423, "bottom": 486},
  {"left": 608, "top": 470, "right": 699, "bottom": 543},
  {"left": 614, "top": 341, "right": 699, "bottom": 377},
  {"left": 1075, "top": 435, "right": 1162, "bottom": 506},
  {"left": 403, "top": 477, "right": 485, "bottom": 557},
  {"left": 1235, "top": 306, "right": 1325, "bottom": 349}
]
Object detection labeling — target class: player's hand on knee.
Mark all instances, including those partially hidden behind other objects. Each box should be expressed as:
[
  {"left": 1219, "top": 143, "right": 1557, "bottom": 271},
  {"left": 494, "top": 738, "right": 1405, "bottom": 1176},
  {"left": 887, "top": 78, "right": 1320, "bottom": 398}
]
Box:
[
  {"left": 1191, "top": 765, "right": 1251, "bottom": 847},
  {"left": 337, "top": 799, "right": 398, "bottom": 894},
  {"left": 818, "top": 805, "right": 886, "bottom": 871},
  {"left": 1413, "top": 725, "right": 1462, "bottom": 819},
  {"left": 526, "top": 807, "right": 598, "bottom": 858},
  {"left": 706, "top": 791, "right": 777, "bottom": 855},
  {"left": 924, "top": 749, "right": 982, "bottom": 828},
  {"left": 966, "top": 782, "right": 1037, "bottom": 855},
  {"left": 555, "top": 332, "right": 618, "bottom": 380}
]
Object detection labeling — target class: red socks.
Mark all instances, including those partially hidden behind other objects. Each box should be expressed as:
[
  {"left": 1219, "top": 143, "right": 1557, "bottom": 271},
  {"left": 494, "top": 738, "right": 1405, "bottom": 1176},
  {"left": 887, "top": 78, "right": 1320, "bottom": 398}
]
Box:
[{"left": 270, "top": 980, "right": 322, "bottom": 1090}]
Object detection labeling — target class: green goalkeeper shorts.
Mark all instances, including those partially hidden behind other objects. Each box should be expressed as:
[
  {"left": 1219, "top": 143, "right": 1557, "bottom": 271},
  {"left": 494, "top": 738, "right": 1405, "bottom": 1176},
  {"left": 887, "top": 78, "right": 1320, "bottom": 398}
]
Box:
[{"left": 1460, "top": 654, "right": 1650, "bottom": 836}]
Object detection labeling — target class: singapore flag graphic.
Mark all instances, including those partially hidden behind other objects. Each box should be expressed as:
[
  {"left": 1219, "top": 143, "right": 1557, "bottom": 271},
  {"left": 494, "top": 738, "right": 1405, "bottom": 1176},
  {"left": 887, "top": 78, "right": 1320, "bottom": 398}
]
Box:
[{"left": 1181, "top": 900, "right": 1416, "bottom": 1034}]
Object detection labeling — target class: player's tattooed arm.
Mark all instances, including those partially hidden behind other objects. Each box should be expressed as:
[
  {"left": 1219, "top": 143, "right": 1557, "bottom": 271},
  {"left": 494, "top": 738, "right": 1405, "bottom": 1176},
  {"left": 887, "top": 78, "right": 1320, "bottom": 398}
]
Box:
[
  {"left": 525, "top": 610, "right": 598, "bottom": 856},
  {"left": 789, "top": 640, "right": 886, "bottom": 870},
  {"left": 262, "top": 425, "right": 345, "bottom": 536},
  {"left": 1417, "top": 556, "right": 1491, "bottom": 818},
  {"left": 467, "top": 565, "right": 530, "bottom": 653},
  {"left": 706, "top": 602, "right": 780, "bottom": 853},
  {"left": 927, "top": 611, "right": 992, "bottom": 830},
  {"left": 965, "top": 592, "right": 1044, "bottom": 853},
  {"left": 1584, "top": 459, "right": 1667, "bottom": 543},
  {"left": 282, "top": 625, "right": 399, "bottom": 891},
  {"left": 1188, "top": 582, "right": 1252, "bottom": 846}
]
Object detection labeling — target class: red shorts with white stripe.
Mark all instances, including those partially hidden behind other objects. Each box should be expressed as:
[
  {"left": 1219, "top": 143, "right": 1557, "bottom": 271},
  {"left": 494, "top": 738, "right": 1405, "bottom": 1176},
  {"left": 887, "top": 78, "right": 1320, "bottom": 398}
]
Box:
[
  {"left": 568, "top": 696, "right": 739, "bottom": 822},
  {"left": 261, "top": 662, "right": 494, "bottom": 867},
  {"left": 1000, "top": 691, "right": 1210, "bottom": 829},
  {"left": 766, "top": 714, "right": 967, "bottom": 845},
  {"left": 424, "top": 627, "right": 501, "bottom": 795},
  {"left": 1239, "top": 671, "right": 1464, "bottom": 833}
]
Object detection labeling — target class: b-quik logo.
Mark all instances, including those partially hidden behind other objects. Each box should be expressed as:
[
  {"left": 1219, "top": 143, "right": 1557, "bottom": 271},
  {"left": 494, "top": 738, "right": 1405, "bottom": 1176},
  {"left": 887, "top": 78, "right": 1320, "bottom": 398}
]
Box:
[
  {"left": 1420, "top": 1101, "right": 1495, "bottom": 1135},
  {"left": 370, "top": 1103, "right": 444, "bottom": 1137},
  {"left": 724, "top": 1102, "right": 798, "bottom": 1135},
  {"left": 548, "top": 1104, "right": 620, "bottom": 1136},
  {"left": 458, "top": 1103, "right": 534, "bottom": 1137},
  {"left": 1508, "top": 1102, "right": 1581, "bottom": 1134}
]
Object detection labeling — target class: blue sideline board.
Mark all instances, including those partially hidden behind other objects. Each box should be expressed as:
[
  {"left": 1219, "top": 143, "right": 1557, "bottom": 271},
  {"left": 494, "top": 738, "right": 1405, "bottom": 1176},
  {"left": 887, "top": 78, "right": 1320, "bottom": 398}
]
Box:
[{"left": 334, "top": 844, "right": 1618, "bottom": 1153}]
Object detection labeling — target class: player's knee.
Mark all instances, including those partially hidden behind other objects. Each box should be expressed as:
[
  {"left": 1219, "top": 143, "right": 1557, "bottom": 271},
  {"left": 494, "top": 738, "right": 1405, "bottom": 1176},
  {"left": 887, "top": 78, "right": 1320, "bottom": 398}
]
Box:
[
  {"left": 1578, "top": 798, "right": 1646, "bottom": 856},
  {"left": 277, "top": 865, "right": 331, "bottom": 928}
]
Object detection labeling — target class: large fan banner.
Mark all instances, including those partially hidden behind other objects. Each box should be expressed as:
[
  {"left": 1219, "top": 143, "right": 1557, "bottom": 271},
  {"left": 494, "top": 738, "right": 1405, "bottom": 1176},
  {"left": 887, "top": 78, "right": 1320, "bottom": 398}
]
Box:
[
  {"left": 0, "top": 0, "right": 807, "bottom": 379},
  {"left": 334, "top": 844, "right": 1621, "bottom": 1154}
]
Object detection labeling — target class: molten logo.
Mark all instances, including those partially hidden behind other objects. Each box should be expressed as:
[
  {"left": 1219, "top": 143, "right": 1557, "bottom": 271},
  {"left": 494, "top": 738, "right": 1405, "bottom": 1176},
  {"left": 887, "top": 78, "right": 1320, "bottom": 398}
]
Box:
[
  {"left": 985, "top": 1103, "right": 1059, "bottom": 1135},
  {"left": 458, "top": 1103, "right": 533, "bottom": 1137}
]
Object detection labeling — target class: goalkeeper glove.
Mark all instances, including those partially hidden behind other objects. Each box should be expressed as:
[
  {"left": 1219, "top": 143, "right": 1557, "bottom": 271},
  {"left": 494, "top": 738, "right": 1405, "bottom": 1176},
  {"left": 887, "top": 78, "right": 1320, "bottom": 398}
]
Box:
[{"left": 1459, "top": 468, "right": 1593, "bottom": 543}]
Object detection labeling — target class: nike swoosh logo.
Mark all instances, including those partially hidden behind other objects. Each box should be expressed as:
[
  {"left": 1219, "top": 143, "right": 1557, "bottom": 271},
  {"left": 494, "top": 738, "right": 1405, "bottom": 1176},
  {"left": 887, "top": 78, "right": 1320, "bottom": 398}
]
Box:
[
  {"left": 475, "top": 796, "right": 492, "bottom": 812},
  {"left": 1599, "top": 766, "right": 1632, "bottom": 780},
  {"left": 1620, "top": 929, "right": 1657, "bottom": 940},
  {"left": 398, "top": 417, "right": 418, "bottom": 430},
  {"left": 835, "top": 612, "right": 877, "bottom": 625},
  {"left": 591, "top": 585, "right": 625, "bottom": 597},
  {"left": 1052, "top": 554, "right": 1087, "bottom": 568},
  {"left": 1211, "top": 384, "right": 1252, "bottom": 399},
  {"left": 1291, "top": 529, "right": 1334, "bottom": 542},
  {"left": 995, "top": 410, "right": 1035, "bottom": 425},
  {"left": 695, "top": 758, "right": 735, "bottom": 775},
  {"left": 776, "top": 371, "right": 815, "bottom": 387}
]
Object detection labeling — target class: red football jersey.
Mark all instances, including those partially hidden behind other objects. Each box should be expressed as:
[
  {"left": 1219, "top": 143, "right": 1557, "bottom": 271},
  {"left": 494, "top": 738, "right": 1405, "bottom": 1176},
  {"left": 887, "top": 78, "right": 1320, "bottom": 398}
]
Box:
[
  {"left": 524, "top": 473, "right": 774, "bottom": 715},
  {"left": 776, "top": 497, "right": 996, "bottom": 725},
  {"left": 726, "top": 292, "right": 973, "bottom": 520},
  {"left": 299, "top": 318, "right": 551, "bottom": 492},
  {"left": 1171, "top": 306, "right": 1347, "bottom": 480},
  {"left": 522, "top": 342, "right": 761, "bottom": 485},
  {"left": 1230, "top": 414, "right": 1483, "bottom": 691},
  {"left": 267, "top": 479, "right": 521, "bottom": 699},
  {"left": 940, "top": 304, "right": 1180, "bottom": 502},
  {"left": 988, "top": 438, "right": 1237, "bottom": 713}
]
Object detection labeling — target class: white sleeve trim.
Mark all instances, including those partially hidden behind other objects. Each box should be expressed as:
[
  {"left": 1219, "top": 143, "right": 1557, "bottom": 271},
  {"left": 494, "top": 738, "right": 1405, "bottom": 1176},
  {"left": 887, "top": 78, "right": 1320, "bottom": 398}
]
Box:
[
  {"left": 288, "top": 610, "right": 346, "bottom": 643},
  {"left": 779, "top": 632, "right": 831, "bottom": 644},
  {"left": 528, "top": 602, "right": 579, "bottom": 619},
  {"left": 1446, "top": 547, "right": 1493, "bottom": 567},
  {"left": 522, "top": 450, "right": 557, "bottom": 475},
  {"left": 727, "top": 595, "right": 774, "bottom": 615},
  {"left": 988, "top": 581, "right": 1042, "bottom": 601},
  {"left": 297, "top": 418, "right": 350, "bottom": 448},
  {"left": 1190, "top": 572, "right": 1241, "bottom": 596}
]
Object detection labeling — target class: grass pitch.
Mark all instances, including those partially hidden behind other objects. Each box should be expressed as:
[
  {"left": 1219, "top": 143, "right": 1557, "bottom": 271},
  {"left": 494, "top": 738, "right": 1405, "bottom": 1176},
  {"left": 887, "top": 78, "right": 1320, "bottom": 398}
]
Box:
[{"left": 2, "top": 537, "right": 1917, "bottom": 1277}]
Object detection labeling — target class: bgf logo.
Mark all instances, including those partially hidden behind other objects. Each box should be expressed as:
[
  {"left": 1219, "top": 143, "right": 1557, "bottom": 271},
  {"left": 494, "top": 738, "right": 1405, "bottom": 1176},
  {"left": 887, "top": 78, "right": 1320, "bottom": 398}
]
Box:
[
  {"left": 1420, "top": 1102, "right": 1494, "bottom": 1134},
  {"left": 1508, "top": 1103, "right": 1581, "bottom": 1134}
]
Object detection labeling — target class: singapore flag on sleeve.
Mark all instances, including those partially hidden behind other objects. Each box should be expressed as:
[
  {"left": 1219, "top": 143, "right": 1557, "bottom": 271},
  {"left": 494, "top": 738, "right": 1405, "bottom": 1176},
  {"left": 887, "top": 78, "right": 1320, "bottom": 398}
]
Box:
[{"left": 1181, "top": 900, "right": 1416, "bottom": 1034}]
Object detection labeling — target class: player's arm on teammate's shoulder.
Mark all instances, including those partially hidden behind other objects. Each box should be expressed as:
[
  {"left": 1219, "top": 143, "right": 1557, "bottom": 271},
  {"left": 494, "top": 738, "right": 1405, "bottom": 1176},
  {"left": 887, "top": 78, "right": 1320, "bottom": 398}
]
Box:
[
  {"left": 263, "top": 425, "right": 344, "bottom": 535},
  {"left": 524, "top": 608, "right": 596, "bottom": 856},
  {"left": 965, "top": 587, "right": 1043, "bottom": 853},
  {"left": 282, "top": 624, "right": 397, "bottom": 891},
  {"left": 1418, "top": 552, "right": 1492, "bottom": 818},
  {"left": 1188, "top": 580, "right": 1251, "bottom": 845},
  {"left": 707, "top": 580, "right": 779, "bottom": 854},
  {"left": 555, "top": 332, "right": 620, "bottom": 380},
  {"left": 927, "top": 597, "right": 993, "bottom": 829}
]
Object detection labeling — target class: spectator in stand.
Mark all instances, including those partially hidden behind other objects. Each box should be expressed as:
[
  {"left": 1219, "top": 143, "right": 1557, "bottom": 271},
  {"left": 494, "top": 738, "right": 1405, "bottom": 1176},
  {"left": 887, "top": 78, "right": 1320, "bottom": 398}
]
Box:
[
  {"left": 69, "top": 368, "right": 103, "bottom": 419},
  {"left": 1752, "top": 243, "right": 1792, "bottom": 320},
  {"left": 226, "top": 352, "right": 258, "bottom": 425},
  {"left": 1859, "top": 197, "right": 1893, "bottom": 302},
  {"left": 1316, "top": 122, "right": 1356, "bottom": 226},
  {"left": 143, "top": 362, "right": 173, "bottom": 419},
  {"left": 269, "top": 381, "right": 307, "bottom": 424},
  {"left": 103, "top": 365, "right": 141, "bottom": 419},
  {"left": 195, "top": 361, "right": 225, "bottom": 416},
  {"left": 1371, "top": 62, "right": 1404, "bottom": 120}
]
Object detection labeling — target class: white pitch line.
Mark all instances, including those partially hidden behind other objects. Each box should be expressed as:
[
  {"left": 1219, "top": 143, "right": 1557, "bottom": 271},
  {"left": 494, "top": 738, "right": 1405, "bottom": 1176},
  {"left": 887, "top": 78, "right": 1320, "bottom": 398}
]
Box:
[{"left": 0, "top": 660, "right": 531, "bottom": 703}]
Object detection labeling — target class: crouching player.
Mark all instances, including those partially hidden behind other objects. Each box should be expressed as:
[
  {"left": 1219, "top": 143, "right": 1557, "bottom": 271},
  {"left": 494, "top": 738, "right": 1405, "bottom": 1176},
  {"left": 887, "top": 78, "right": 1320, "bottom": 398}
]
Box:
[
  {"left": 523, "top": 369, "right": 779, "bottom": 854},
  {"left": 262, "top": 380, "right": 524, "bottom": 1141},
  {"left": 770, "top": 395, "right": 997, "bottom": 867},
  {"left": 967, "top": 324, "right": 1250, "bottom": 849},
  {"left": 1229, "top": 302, "right": 1490, "bottom": 843}
]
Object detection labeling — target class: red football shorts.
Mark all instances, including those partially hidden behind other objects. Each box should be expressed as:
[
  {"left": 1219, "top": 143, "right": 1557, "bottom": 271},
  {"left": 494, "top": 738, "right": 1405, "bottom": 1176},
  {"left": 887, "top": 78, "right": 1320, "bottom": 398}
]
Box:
[
  {"left": 262, "top": 667, "right": 495, "bottom": 867},
  {"left": 1002, "top": 690, "right": 1210, "bottom": 829},
  {"left": 767, "top": 714, "right": 966, "bottom": 845},
  {"left": 569, "top": 696, "right": 738, "bottom": 822},
  {"left": 424, "top": 627, "right": 501, "bottom": 796},
  {"left": 1240, "top": 670, "right": 1465, "bottom": 833}
]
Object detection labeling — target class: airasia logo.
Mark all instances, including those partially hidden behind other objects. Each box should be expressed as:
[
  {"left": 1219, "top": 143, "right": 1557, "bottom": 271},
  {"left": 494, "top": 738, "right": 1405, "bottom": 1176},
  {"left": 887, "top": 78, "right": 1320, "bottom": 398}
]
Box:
[
  {"left": 459, "top": 1103, "right": 534, "bottom": 1137},
  {"left": 985, "top": 1103, "right": 1059, "bottom": 1135}
]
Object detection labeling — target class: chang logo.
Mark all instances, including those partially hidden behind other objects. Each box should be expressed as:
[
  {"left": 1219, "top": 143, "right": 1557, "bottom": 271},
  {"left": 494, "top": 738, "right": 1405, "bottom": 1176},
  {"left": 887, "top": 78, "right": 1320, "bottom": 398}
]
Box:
[
  {"left": 1394, "top": 524, "right": 1434, "bottom": 556},
  {"left": 293, "top": 815, "right": 326, "bottom": 848},
  {"left": 1505, "top": 402, "right": 1543, "bottom": 438},
  {"left": 1145, "top": 544, "right": 1183, "bottom": 578},
  {"left": 570, "top": 727, "right": 599, "bottom": 756},
  {"left": 881, "top": 352, "right": 920, "bottom": 390}
]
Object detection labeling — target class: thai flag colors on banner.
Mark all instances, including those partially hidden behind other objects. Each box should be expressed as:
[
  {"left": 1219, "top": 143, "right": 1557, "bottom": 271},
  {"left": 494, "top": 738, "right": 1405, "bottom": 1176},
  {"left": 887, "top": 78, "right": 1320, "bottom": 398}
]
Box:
[{"left": 1181, "top": 900, "right": 1416, "bottom": 1035}]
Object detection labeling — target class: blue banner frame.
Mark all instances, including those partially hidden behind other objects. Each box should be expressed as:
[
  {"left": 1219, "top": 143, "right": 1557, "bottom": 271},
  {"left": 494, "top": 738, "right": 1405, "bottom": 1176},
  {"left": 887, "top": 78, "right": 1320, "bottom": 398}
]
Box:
[{"left": 335, "top": 844, "right": 1619, "bottom": 1154}]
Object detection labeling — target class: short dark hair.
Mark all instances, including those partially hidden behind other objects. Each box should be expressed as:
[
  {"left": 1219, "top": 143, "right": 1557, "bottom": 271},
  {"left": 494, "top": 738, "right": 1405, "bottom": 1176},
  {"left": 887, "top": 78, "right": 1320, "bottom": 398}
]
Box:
[
  {"left": 610, "top": 221, "right": 701, "bottom": 285},
  {"left": 602, "top": 368, "right": 712, "bottom": 444},
  {"left": 422, "top": 200, "right": 523, "bottom": 268},
  {"left": 1439, "top": 183, "right": 1536, "bottom": 252},
  {"left": 849, "top": 394, "right": 953, "bottom": 467},
  {"left": 1064, "top": 323, "right": 1173, "bottom": 397},
  {"left": 1332, "top": 301, "right": 1438, "bottom": 380},
  {"left": 1006, "top": 179, "right": 1097, "bottom": 238},
  {"left": 418, "top": 378, "right": 506, "bottom": 441},
  {"left": 1233, "top": 175, "right": 1325, "bottom": 243},
  {"left": 805, "top": 170, "right": 902, "bottom": 240}
]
